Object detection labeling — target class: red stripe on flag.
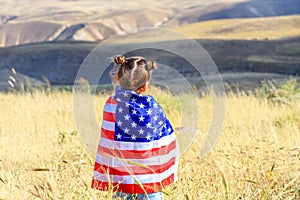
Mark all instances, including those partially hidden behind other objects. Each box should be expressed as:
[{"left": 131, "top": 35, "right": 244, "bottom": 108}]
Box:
[
  {"left": 106, "top": 96, "right": 118, "bottom": 104},
  {"left": 91, "top": 174, "right": 174, "bottom": 194},
  {"left": 97, "top": 140, "right": 177, "bottom": 159},
  {"left": 101, "top": 128, "right": 115, "bottom": 140},
  {"left": 94, "top": 157, "right": 175, "bottom": 176},
  {"left": 103, "top": 111, "right": 116, "bottom": 122}
]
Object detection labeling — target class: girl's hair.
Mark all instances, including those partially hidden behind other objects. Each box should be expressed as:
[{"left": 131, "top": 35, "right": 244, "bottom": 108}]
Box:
[{"left": 111, "top": 55, "right": 157, "bottom": 91}]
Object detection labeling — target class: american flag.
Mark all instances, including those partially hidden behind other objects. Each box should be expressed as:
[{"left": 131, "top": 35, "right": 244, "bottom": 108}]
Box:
[{"left": 91, "top": 86, "right": 179, "bottom": 194}]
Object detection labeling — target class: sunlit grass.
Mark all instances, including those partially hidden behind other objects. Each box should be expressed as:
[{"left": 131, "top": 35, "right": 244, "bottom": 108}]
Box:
[
  {"left": 0, "top": 87, "right": 299, "bottom": 199},
  {"left": 174, "top": 15, "right": 300, "bottom": 41}
]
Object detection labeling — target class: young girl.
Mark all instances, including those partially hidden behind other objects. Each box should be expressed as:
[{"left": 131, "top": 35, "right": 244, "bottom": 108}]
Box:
[{"left": 91, "top": 55, "right": 179, "bottom": 200}]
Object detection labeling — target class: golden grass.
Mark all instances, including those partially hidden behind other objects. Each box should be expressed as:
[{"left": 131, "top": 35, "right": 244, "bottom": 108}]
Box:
[
  {"left": 174, "top": 15, "right": 300, "bottom": 41},
  {"left": 0, "top": 89, "right": 299, "bottom": 199}
]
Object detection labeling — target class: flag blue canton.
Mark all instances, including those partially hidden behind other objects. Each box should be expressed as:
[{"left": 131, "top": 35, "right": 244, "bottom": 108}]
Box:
[{"left": 113, "top": 86, "right": 174, "bottom": 142}]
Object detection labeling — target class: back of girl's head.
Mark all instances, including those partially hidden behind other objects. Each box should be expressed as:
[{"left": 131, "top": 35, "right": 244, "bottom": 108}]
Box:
[{"left": 111, "top": 55, "right": 157, "bottom": 91}]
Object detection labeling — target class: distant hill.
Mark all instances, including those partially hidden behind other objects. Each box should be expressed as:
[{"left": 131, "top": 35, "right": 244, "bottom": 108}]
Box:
[
  {"left": 2, "top": 0, "right": 300, "bottom": 47},
  {"left": 174, "top": 15, "right": 300, "bottom": 40},
  {"left": 0, "top": 37, "right": 299, "bottom": 87},
  {"left": 1, "top": 7, "right": 300, "bottom": 87},
  {"left": 0, "top": 0, "right": 178, "bottom": 47},
  {"left": 1, "top": 0, "right": 300, "bottom": 90},
  {"left": 165, "top": 0, "right": 300, "bottom": 26}
]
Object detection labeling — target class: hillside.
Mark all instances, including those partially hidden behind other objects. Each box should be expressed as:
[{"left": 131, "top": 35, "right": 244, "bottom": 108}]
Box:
[
  {"left": 0, "top": 37, "right": 299, "bottom": 89},
  {"left": 165, "top": 0, "right": 300, "bottom": 26},
  {"left": 174, "top": 15, "right": 300, "bottom": 40},
  {"left": 0, "top": 0, "right": 244, "bottom": 47},
  {"left": 2, "top": 0, "right": 300, "bottom": 47},
  {"left": 1, "top": 1, "right": 300, "bottom": 89}
]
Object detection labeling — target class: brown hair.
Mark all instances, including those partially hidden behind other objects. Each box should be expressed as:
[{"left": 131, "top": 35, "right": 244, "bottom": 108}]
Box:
[{"left": 112, "top": 55, "right": 157, "bottom": 91}]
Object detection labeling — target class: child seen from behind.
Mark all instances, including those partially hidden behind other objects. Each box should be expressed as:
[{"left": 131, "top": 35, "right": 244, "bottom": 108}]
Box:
[{"left": 91, "top": 55, "right": 179, "bottom": 200}]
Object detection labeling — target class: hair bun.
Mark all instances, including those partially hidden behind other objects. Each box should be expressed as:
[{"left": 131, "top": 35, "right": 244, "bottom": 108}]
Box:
[
  {"left": 114, "top": 55, "right": 126, "bottom": 65},
  {"left": 147, "top": 61, "right": 157, "bottom": 71}
]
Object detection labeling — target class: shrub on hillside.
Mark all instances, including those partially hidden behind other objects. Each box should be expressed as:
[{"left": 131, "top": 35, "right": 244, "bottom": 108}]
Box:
[{"left": 255, "top": 77, "right": 300, "bottom": 104}]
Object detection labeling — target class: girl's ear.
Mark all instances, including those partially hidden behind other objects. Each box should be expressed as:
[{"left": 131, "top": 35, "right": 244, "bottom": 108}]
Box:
[
  {"left": 136, "top": 84, "right": 146, "bottom": 94},
  {"left": 141, "top": 84, "right": 146, "bottom": 92}
]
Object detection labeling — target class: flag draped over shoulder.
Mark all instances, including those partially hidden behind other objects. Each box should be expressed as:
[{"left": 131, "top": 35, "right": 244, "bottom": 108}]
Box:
[{"left": 91, "top": 86, "right": 179, "bottom": 194}]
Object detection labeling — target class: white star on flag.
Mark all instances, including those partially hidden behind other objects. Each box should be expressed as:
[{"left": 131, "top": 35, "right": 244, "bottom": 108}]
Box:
[
  {"left": 125, "top": 102, "right": 130, "bottom": 107},
  {"left": 131, "top": 135, "right": 137, "bottom": 140},
  {"left": 153, "top": 102, "right": 158, "bottom": 108},
  {"left": 124, "top": 127, "right": 129, "bottom": 134},
  {"left": 139, "top": 116, "right": 145, "bottom": 122},
  {"left": 117, "top": 120, "right": 123, "bottom": 126},
  {"left": 132, "top": 109, "right": 137, "bottom": 115},
  {"left": 158, "top": 120, "right": 163, "bottom": 125},
  {"left": 146, "top": 122, "right": 152, "bottom": 128},
  {"left": 124, "top": 114, "right": 130, "bottom": 120},
  {"left": 131, "top": 98, "right": 136, "bottom": 103},
  {"left": 116, "top": 133, "right": 122, "bottom": 139},
  {"left": 146, "top": 109, "right": 152, "bottom": 115},
  {"left": 139, "top": 103, "right": 145, "bottom": 109},
  {"left": 116, "top": 97, "right": 121, "bottom": 102},
  {"left": 131, "top": 122, "right": 137, "bottom": 128},
  {"left": 153, "top": 115, "right": 158, "bottom": 121},
  {"left": 123, "top": 92, "right": 129, "bottom": 97},
  {"left": 138, "top": 128, "right": 144, "bottom": 135},
  {"left": 146, "top": 135, "right": 151, "bottom": 140},
  {"left": 147, "top": 96, "right": 151, "bottom": 102},
  {"left": 118, "top": 107, "right": 123, "bottom": 113}
]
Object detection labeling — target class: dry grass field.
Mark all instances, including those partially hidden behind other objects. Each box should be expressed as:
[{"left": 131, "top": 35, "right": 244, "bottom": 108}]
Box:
[{"left": 0, "top": 86, "right": 299, "bottom": 199}]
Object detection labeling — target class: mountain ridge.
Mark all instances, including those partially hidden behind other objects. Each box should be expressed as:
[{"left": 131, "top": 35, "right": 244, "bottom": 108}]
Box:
[{"left": 1, "top": 0, "right": 300, "bottom": 47}]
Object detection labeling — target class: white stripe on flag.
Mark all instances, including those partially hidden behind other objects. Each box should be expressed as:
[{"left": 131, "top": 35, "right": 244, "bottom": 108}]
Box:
[
  {"left": 99, "top": 132, "right": 176, "bottom": 151},
  {"left": 173, "top": 160, "right": 179, "bottom": 182},
  {"left": 96, "top": 148, "right": 179, "bottom": 167},
  {"left": 101, "top": 120, "right": 115, "bottom": 131},
  {"left": 93, "top": 164, "right": 176, "bottom": 184},
  {"left": 103, "top": 103, "right": 117, "bottom": 113}
]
